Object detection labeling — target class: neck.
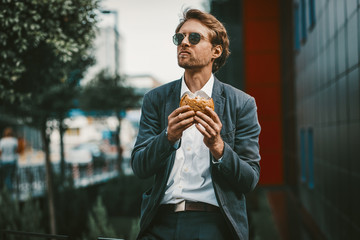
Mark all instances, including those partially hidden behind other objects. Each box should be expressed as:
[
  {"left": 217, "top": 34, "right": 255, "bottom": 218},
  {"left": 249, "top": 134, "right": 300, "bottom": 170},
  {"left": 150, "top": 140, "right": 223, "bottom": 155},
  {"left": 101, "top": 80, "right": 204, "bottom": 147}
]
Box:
[{"left": 184, "top": 68, "right": 212, "bottom": 93}]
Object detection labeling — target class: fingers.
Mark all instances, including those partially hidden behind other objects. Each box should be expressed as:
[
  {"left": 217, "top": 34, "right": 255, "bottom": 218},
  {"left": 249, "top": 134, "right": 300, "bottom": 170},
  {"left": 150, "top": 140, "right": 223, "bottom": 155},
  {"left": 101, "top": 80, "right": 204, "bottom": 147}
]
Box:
[
  {"left": 167, "top": 106, "right": 221, "bottom": 144},
  {"left": 167, "top": 106, "right": 195, "bottom": 143},
  {"left": 168, "top": 106, "right": 194, "bottom": 119},
  {"left": 195, "top": 122, "right": 212, "bottom": 139},
  {"left": 204, "top": 106, "right": 221, "bottom": 124},
  {"left": 194, "top": 115, "right": 216, "bottom": 138},
  {"left": 176, "top": 115, "right": 195, "bottom": 130},
  {"left": 168, "top": 106, "right": 195, "bottom": 127},
  {"left": 194, "top": 107, "right": 222, "bottom": 136}
]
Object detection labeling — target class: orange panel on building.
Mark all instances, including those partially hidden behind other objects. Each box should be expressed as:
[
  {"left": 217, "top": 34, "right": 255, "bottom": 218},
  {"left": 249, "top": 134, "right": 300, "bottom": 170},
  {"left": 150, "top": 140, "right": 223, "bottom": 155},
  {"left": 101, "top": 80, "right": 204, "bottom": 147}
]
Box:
[
  {"left": 259, "top": 152, "right": 283, "bottom": 184},
  {"left": 245, "top": 21, "right": 280, "bottom": 51},
  {"left": 247, "top": 86, "right": 281, "bottom": 118},
  {"left": 258, "top": 120, "right": 282, "bottom": 152},
  {"left": 243, "top": 0, "right": 283, "bottom": 185},
  {"left": 243, "top": 0, "right": 280, "bottom": 19},
  {"left": 245, "top": 54, "right": 281, "bottom": 84}
]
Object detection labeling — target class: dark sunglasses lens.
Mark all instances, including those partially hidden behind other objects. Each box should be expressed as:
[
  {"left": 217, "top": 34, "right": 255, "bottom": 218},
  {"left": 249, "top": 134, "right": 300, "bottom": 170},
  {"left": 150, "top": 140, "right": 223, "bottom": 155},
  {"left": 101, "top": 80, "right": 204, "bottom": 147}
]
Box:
[
  {"left": 173, "top": 33, "right": 184, "bottom": 45},
  {"left": 189, "top": 33, "right": 201, "bottom": 45}
]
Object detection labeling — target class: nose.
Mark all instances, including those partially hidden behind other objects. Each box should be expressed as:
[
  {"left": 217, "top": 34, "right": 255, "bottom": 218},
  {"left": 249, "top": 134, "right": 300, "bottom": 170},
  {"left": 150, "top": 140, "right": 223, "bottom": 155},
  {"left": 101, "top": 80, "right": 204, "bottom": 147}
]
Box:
[{"left": 180, "top": 35, "right": 191, "bottom": 47}]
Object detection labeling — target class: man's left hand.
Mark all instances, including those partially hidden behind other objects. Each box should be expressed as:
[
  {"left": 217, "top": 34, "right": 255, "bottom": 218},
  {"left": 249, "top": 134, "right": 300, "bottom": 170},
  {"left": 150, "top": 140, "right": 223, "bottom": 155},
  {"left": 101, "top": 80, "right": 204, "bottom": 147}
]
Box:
[{"left": 194, "top": 107, "right": 224, "bottom": 160}]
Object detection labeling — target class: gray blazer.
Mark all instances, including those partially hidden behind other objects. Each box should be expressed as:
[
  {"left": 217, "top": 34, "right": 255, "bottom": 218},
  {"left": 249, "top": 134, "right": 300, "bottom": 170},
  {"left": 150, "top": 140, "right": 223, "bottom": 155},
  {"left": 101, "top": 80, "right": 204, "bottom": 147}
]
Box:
[{"left": 131, "top": 77, "right": 261, "bottom": 240}]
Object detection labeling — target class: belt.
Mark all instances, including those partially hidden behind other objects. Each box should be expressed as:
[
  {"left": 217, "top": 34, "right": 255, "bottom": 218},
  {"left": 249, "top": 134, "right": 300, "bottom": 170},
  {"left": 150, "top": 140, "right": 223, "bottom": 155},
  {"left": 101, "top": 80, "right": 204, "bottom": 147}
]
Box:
[{"left": 158, "top": 201, "right": 219, "bottom": 213}]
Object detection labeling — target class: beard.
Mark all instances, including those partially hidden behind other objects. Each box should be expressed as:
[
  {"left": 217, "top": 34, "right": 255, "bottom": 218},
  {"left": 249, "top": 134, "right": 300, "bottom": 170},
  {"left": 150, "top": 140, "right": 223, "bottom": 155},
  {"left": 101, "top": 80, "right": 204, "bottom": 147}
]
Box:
[{"left": 177, "top": 55, "right": 212, "bottom": 70}]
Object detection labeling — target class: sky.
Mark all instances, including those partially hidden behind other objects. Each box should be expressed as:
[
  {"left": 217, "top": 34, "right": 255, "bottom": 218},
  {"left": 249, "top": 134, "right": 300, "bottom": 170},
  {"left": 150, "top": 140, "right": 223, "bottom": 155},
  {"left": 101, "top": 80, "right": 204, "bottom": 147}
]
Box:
[{"left": 99, "top": 0, "right": 209, "bottom": 84}]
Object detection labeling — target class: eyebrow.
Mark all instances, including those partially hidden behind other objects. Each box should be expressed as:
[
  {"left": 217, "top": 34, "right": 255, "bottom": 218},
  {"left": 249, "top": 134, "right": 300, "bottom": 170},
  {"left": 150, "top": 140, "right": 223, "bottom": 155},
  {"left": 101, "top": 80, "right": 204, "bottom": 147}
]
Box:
[{"left": 178, "top": 32, "right": 207, "bottom": 38}]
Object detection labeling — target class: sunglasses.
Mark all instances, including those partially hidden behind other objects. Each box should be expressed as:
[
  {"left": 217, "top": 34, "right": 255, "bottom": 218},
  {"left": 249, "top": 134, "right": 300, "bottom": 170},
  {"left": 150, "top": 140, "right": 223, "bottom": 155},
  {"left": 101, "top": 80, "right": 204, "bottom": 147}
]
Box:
[{"left": 173, "top": 32, "right": 203, "bottom": 46}]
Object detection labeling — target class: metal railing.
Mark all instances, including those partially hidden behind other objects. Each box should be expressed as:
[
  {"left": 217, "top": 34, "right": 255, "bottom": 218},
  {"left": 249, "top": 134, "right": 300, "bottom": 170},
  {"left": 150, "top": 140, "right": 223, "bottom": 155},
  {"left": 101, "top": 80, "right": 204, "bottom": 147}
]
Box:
[
  {"left": 97, "top": 238, "right": 124, "bottom": 240},
  {"left": 5, "top": 158, "right": 120, "bottom": 201},
  {"left": 0, "top": 230, "right": 69, "bottom": 239},
  {"left": 0, "top": 230, "right": 124, "bottom": 240}
]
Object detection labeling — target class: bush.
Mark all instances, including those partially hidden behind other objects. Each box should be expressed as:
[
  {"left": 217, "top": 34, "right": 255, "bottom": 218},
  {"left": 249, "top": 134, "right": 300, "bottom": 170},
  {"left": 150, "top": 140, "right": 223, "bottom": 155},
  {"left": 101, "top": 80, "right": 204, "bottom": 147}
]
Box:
[
  {"left": 0, "top": 188, "right": 45, "bottom": 239},
  {"left": 83, "top": 196, "right": 117, "bottom": 240},
  {"left": 55, "top": 185, "right": 93, "bottom": 239},
  {"left": 54, "top": 174, "right": 152, "bottom": 239},
  {"left": 99, "top": 175, "right": 153, "bottom": 217}
]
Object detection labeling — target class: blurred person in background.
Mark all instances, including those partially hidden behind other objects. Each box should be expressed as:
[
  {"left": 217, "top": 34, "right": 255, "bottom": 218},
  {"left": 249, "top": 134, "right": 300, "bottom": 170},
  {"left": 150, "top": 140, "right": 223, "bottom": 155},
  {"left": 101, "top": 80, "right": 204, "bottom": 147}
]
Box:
[
  {"left": 131, "top": 9, "right": 261, "bottom": 240},
  {"left": 0, "top": 127, "right": 19, "bottom": 191}
]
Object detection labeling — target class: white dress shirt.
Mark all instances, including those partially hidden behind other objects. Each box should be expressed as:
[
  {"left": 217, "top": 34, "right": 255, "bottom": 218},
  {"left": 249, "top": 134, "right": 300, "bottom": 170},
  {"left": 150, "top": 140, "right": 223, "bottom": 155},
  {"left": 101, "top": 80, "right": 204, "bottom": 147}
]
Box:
[
  {"left": 161, "top": 74, "right": 218, "bottom": 207},
  {"left": 0, "top": 137, "right": 18, "bottom": 163}
]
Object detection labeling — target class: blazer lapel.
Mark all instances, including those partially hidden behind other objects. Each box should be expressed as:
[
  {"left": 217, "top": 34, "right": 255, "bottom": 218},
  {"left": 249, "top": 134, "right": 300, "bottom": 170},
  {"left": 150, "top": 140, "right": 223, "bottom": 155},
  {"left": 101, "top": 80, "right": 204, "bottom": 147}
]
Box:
[
  {"left": 165, "top": 79, "right": 182, "bottom": 127},
  {"left": 212, "top": 77, "right": 225, "bottom": 128},
  {"left": 163, "top": 79, "right": 181, "bottom": 182}
]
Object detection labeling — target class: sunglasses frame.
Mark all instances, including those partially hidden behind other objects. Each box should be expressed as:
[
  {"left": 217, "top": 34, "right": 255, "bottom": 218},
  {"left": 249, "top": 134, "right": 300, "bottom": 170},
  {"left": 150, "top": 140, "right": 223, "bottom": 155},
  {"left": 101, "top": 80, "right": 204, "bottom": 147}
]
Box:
[{"left": 173, "top": 32, "right": 203, "bottom": 46}]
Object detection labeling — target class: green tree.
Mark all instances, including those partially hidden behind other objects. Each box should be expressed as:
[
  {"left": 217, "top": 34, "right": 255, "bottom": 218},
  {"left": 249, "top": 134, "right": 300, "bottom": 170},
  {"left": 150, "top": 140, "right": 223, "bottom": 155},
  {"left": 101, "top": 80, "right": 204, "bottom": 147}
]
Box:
[
  {"left": 84, "top": 196, "right": 117, "bottom": 240},
  {"left": 0, "top": 0, "right": 97, "bottom": 103},
  {"left": 54, "top": 183, "right": 92, "bottom": 240},
  {"left": 0, "top": 0, "right": 99, "bottom": 234},
  {"left": 79, "top": 70, "right": 142, "bottom": 174},
  {"left": 0, "top": 189, "right": 45, "bottom": 239}
]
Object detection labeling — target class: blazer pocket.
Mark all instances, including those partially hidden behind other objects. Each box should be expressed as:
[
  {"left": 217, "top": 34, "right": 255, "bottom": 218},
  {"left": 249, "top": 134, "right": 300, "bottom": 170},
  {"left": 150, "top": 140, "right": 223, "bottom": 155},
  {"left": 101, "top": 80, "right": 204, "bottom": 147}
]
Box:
[
  {"left": 221, "top": 128, "right": 235, "bottom": 148},
  {"left": 141, "top": 187, "right": 153, "bottom": 212}
]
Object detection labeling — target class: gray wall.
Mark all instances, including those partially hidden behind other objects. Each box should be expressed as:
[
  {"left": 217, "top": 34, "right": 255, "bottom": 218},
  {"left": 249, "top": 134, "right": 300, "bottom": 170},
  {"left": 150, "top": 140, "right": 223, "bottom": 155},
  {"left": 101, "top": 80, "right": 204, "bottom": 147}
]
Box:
[{"left": 294, "top": 0, "right": 360, "bottom": 238}]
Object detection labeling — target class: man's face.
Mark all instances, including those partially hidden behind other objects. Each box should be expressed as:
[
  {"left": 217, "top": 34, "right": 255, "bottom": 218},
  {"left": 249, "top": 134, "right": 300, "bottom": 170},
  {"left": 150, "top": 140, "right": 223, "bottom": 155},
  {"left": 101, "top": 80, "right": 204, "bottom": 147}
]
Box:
[{"left": 176, "top": 19, "right": 216, "bottom": 71}]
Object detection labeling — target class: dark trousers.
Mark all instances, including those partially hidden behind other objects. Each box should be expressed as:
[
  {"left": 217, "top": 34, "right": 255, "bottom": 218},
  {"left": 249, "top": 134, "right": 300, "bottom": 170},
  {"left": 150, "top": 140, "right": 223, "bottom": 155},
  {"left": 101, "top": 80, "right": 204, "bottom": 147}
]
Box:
[
  {"left": 140, "top": 210, "right": 233, "bottom": 240},
  {"left": 0, "top": 162, "right": 17, "bottom": 190}
]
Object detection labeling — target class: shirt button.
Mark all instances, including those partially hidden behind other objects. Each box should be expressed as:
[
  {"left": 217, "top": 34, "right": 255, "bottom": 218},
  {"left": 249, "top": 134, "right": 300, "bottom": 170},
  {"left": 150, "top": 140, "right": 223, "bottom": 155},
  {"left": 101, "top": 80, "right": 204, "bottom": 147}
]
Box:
[
  {"left": 186, "top": 147, "right": 191, "bottom": 151},
  {"left": 184, "top": 167, "right": 189, "bottom": 172}
]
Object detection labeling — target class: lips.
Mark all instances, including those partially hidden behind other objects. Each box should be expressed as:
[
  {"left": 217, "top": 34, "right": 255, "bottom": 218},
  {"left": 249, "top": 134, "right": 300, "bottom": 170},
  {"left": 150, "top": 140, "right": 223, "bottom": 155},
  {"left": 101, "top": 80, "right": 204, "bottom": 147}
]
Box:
[{"left": 179, "top": 50, "right": 191, "bottom": 56}]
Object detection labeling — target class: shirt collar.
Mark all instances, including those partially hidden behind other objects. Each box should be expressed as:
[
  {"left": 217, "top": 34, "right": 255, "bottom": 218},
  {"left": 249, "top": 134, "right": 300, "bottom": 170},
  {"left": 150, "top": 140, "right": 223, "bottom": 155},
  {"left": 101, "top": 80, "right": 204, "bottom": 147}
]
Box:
[{"left": 180, "top": 74, "right": 214, "bottom": 99}]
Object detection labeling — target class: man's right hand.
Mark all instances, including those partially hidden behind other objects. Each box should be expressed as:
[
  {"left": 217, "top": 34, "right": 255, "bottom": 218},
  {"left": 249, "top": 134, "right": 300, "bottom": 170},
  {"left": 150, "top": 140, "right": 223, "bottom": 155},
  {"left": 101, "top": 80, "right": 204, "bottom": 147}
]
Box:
[{"left": 167, "top": 106, "right": 195, "bottom": 144}]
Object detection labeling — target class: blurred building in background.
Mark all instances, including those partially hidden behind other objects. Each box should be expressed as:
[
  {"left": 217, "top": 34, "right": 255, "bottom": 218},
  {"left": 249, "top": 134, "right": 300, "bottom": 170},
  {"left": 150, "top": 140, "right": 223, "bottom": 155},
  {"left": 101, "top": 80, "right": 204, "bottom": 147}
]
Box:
[
  {"left": 210, "top": 0, "right": 360, "bottom": 239},
  {"left": 71, "top": 9, "right": 162, "bottom": 175},
  {"left": 124, "top": 74, "right": 162, "bottom": 96},
  {"left": 82, "top": 10, "right": 122, "bottom": 84}
]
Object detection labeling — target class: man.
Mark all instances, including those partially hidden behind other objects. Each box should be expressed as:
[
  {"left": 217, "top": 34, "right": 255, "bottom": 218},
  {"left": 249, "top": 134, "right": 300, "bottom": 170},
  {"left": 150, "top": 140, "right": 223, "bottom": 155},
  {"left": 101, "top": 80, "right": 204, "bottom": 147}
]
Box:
[
  {"left": 131, "top": 9, "right": 261, "bottom": 240},
  {"left": 0, "top": 127, "right": 19, "bottom": 191}
]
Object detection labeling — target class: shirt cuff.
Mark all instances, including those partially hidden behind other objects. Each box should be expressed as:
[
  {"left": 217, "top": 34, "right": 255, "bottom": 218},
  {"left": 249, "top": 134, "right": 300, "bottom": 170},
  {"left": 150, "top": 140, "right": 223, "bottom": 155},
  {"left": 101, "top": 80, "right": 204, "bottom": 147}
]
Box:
[
  {"left": 173, "top": 139, "right": 181, "bottom": 149},
  {"left": 165, "top": 129, "right": 181, "bottom": 150},
  {"left": 212, "top": 155, "right": 223, "bottom": 164}
]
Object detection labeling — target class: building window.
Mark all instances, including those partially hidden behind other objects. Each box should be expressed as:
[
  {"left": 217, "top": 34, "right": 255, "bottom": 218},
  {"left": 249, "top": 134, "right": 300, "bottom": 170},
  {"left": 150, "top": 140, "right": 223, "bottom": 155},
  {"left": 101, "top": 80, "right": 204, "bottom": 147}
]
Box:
[
  {"left": 308, "top": 0, "right": 316, "bottom": 30},
  {"left": 294, "top": 3, "right": 301, "bottom": 51},
  {"left": 307, "top": 128, "right": 315, "bottom": 189},
  {"left": 300, "top": 127, "right": 315, "bottom": 189},
  {"left": 300, "top": 0, "right": 307, "bottom": 43},
  {"left": 300, "top": 128, "right": 307, "bottom": 182}
]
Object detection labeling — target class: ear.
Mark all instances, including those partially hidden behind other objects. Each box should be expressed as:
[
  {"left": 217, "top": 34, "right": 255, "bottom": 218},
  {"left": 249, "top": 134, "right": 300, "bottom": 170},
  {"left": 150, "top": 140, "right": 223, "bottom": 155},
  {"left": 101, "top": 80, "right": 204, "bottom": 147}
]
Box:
[{"left": 212, "top": 45, "right": 223, "bottom": 59}]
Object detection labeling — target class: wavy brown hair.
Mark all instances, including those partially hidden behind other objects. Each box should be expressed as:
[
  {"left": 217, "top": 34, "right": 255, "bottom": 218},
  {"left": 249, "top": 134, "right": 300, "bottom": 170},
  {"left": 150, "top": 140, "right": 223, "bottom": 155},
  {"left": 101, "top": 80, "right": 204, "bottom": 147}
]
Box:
[
  {"left": 175, "top": 9, "right": 230, "bottom": 73},
  {"left": 3, "top": 127, "right": 14, "bottom": 137}
]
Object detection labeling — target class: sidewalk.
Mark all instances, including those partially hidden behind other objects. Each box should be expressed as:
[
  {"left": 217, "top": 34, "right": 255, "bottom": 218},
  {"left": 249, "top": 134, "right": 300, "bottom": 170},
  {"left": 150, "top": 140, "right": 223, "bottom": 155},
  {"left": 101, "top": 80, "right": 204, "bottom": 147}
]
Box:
[
  {"left": 247, "top": 187, "right": 281, "bottom": 240},
  {"left": 247, "top": 187, "right": 326, "bottom": 240}
]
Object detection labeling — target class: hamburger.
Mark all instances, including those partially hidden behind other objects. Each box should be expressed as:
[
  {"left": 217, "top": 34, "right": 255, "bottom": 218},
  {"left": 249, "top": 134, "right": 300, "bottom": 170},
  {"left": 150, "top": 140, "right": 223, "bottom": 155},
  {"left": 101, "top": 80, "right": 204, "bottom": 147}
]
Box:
[{"left": 180, "top": 93, "right": 214, "bottom": 113}]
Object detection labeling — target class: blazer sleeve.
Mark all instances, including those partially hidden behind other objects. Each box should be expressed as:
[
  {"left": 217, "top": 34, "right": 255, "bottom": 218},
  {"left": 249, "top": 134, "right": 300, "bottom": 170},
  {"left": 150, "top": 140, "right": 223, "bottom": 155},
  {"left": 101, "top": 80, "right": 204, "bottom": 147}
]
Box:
[
  {"left": 131, "top": 92, "right": 176, "bottom": 179},
  {"left": 212, "top": 96, "right": 261, "bottom": 194}
]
